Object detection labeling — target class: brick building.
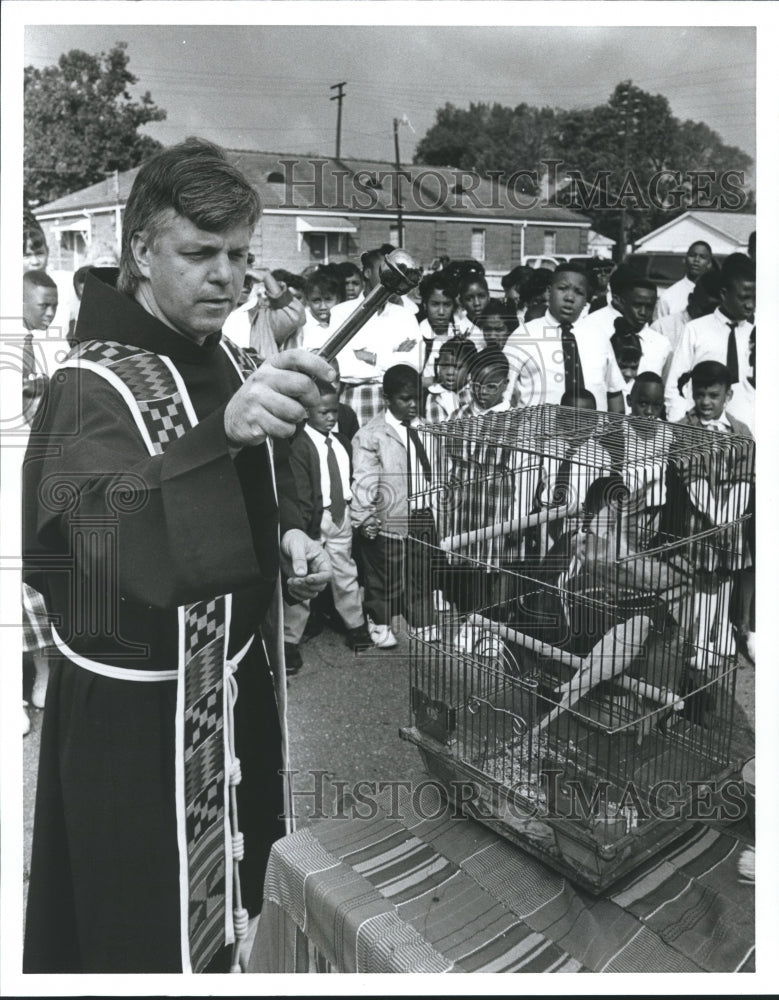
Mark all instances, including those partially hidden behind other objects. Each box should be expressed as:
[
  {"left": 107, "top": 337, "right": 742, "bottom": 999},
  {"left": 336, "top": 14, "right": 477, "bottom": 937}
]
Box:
[{"left": 34, "top": 149, "right": 591, "bottom": 283}]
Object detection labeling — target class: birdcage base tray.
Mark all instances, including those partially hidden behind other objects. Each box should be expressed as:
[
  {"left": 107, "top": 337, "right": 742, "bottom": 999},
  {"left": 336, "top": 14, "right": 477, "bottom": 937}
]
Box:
[{"left": 400, "top": 724, "right": 738, "bottom": 894}]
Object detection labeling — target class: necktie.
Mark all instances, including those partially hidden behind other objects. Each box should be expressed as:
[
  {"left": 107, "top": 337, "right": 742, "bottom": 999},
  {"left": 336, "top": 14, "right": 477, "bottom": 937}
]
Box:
[
  {"left": 325, "top": 436, "right": 345, "bottom": 525},
  {"left": 22, "top": 331, "right": 44, "bottom": 424},
  {"left": 726, "top": 321, "right": 740, "bottom": 383},
  {"left": 747, "top": 327, "right": 755, "bottom": 388},
  {"left": 560, "top": 322, "right": 585, "bottom": 397},
  {"left": 402, "top": 420, "right": 432, "bottom": 495}
]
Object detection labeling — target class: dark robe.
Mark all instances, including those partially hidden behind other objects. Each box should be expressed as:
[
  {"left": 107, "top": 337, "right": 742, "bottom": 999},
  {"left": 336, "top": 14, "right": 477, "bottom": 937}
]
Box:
[{"left": 23, "top": 269, "right": 303, "bottom": 973}]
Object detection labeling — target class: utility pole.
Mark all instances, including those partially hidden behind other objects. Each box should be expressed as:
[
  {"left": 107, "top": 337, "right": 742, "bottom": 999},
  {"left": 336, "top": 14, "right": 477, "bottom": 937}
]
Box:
[
  {"left": 330, "top": 82, "right": 346, "bottom": 160},
  {"left": 615, "top": 84, "right": 642, "bottom": 262},
  {"left": 391, "top": 115, "right": 414, "bottom": 248},
  {"left": 393, "top": 117, "right": 404, "bottom": 247}
]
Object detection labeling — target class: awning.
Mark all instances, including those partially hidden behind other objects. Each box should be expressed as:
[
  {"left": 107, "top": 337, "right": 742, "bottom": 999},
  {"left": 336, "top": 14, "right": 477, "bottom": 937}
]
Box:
[
  {"left": 296, "top": 215, "right": 357, "bottom": 234},
  {"left": 53, "top": 218, "right": 90, "bottom": 233}
]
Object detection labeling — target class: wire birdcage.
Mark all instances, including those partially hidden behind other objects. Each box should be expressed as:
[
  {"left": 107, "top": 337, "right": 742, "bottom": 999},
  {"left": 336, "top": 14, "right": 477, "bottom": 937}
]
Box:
[{"left": 401, "top": 404, "right": 754, "bottom": 891}]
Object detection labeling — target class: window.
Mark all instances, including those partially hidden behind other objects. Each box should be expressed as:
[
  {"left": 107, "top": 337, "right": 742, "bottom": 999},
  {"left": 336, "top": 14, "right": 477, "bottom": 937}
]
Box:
[
  {"left": 471, "top": 228, "right": 486, "bottom": 261},
  {"left": 305, "top": 232, "right": 347, "bottom": 264},
  {"left": 543, "top": 230, "right": 557, "bottom": 255}
]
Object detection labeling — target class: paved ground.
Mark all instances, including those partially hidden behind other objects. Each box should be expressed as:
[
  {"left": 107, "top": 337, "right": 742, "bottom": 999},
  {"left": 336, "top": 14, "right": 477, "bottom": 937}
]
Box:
[{"left": 23, "top": 617, "right": 755, "bottom": 913}]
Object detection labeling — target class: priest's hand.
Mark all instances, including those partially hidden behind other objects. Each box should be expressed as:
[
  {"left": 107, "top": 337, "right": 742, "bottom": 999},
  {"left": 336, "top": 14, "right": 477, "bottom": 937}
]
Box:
[
  {"left": 224, "top": 350, "right": 336, "bottom": 447},
  {"left": 281, "top": 529, "right": 332, "bottom": 602}
]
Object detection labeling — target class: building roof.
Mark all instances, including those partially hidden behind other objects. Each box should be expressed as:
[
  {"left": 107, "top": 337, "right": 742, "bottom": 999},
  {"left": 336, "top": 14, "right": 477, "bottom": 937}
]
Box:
[
  {"left": 34, "top": 149, "right": 589, "bottom": 226},
  {"left": 635, "top": 210, "right": 756, "bottom": 248}
]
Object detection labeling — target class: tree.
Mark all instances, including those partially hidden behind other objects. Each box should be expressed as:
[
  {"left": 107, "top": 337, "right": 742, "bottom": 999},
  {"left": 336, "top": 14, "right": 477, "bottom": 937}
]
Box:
[
  {"left": 415, "top": 82, "right": 754, "bottom": 246},
  {"left": 25, "top": 42, "right": 166, "bottom": 206}
]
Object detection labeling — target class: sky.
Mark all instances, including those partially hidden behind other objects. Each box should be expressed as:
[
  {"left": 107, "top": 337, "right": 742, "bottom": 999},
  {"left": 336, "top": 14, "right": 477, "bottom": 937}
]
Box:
[{"left": 22, "top": 20, "right": 757, "bottom": 171}]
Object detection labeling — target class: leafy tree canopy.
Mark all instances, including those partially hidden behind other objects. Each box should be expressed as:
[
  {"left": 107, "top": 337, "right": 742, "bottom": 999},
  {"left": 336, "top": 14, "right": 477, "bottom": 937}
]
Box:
[
  {"left": 414, "top": 82, "right": 753, "bottom": 242},
  {"left": 25, "top": 42, "right": 166, "bottom": 206}
]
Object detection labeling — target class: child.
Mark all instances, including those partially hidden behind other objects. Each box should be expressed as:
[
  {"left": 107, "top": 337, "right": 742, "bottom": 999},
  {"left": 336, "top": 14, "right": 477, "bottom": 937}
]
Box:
[
  {"left": 418, "top": 271, "right": 459, "bottom": 384},
  {"left": 325, "top": 355, "right": 360, "bottom": 439},
  {"left": 673, "top": 361, "right": 754, "bottom": 669},
  {"left": 532, "top": 390, "right": 612, "bottom": 530},
  {"left": 480, "top": 299, "right": 529, "bottom": 407},
  {"left": 21, "top": 268, "right": 60, "bottom": 734},
  {"left": 246, "top": 263, "right": 306, "bottom": 358},
  {"left": 351, "top": 365, "right": 439, "bottom": 646},
  {"left": 602, "top": 372, "right": 673, "bottom": 552},
  {"left": 523, "top": 264, "right": 625, "bottom": 412},
  {"left": 454, "top": 272, "right": 490, "bottom": 344},
  {"left": 520, "top": 268, "right": 553, "bottom": 322},
  {"left": 300, "top": 268, "right": 342, "bottom": 351},
  {"left": 336, "top": 261, "right": 364, "bottom": 302},
  {"left": 425, "top": 338, "right": 477, "bottom": 423},
  {"left": 281, "top": 378, "right": 371, "bottom": 671},
  {"left": 452, "top": 346, "right": 511, "bottom": 419},
  {"left": 610, "top": 317, "right": 643, "bottom": 407}
]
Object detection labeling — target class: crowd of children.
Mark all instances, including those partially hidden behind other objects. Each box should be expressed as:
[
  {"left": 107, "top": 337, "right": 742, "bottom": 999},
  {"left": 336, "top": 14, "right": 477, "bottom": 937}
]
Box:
[{"left": 21, "top": 217, "right": 757, "bottom": 676}]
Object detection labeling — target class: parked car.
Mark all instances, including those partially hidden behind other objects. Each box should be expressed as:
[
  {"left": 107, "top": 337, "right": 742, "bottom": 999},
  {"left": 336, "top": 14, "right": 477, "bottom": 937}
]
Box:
[{"left": 625, "top": 252, "right": 726, "bottom": 290}]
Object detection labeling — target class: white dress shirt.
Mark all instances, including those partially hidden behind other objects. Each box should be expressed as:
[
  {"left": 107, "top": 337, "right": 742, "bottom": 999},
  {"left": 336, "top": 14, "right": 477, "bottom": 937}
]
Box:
[
  {"left": 303, "top": 424, "right": 352, "bottom": 506},
  {"left": 636, "top": 324, "right": 673, "bottom": 379},
  {"left": 519, "top": 309, "right": 626, "bottom": 411},
  {"left": 300, "top": 308, "right": 332, "bottom": 352},
  {"left": 664, "top": 308, "right": 753, "bottom": 421},
  {"left": 651, "top": 308, "right": 690, "bottom": 355},
  {"left": 328, "top": 298, "right": 424, "bottom": 381},
  {"left": 655, "top": 276, "right": 694, "bottom": 320}
]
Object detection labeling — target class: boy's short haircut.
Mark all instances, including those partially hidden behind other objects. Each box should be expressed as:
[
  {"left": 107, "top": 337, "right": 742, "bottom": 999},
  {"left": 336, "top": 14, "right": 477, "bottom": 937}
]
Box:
[
  {"left": 73, "top": 265, "right": 91, "bottom": 290},
  {"left": 436, "top": 337, "right": 478, "bottom": 366},
  {"left": 118, "top": 137, "right": 261, "bottom": 296},
  {"left": 621, "top": 272, "right": 657, "bottom": 296},
  {"left": 361, "top": 244, "right": 396, "bottom": 271},
  {"left": 23, "top": 269, "right": 57, "bottom": 291},
  {"left": 720, "top": 252, "right": 755, "bottom": 288},
  {"left": 560, "top": 388, "right": 597, "bottom": 408},
  {"left": 304, "top": 269, "right": 341, "bottom": 301},
  {"left": 632, "top": 370, "right": 663, "bottom": 388},
  {"left": 693, "top": 269, "right": 722, "bottom": 298},
  {"left": 481, "top": 297, "right": 519, "bottom": 332},
  {"left": 457, "top": 271, "right": 489, "bottom": 299},
  {"left": 520, "top": 268, "right": 552, "bottom": 305},
  {"left": 609, "top": 263, "right": 638, "bottom": 298},
  {"left": 689, "top": 360, "right": 735, "bottom": 388},
  {"left": 312, "top": 376, "right": 338, "bottom": 396},
  {"left": 336, "top": 260, "right": 362, "bottom": 279},
  {"left": 383, "top": 363, "right": 420, "bottom": 397},
  {"left": 688, "top": 240, "right": 713, "bottom": 256},
  {"left": 552, "top": 261, "right": 590, "bottom": 287},
  {"left": 419, "top": 270, "right": 457, "bottom": 303},
  {"left": 501, "top": 264, "right": 530, "bottom": 292},
  {"left": 469, "top": 346, "right": 509, "bottom": 381}
]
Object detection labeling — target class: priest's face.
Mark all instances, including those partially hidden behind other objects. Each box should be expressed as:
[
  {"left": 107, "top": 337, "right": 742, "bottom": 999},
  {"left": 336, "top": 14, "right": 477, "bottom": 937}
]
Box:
[{"left": 131, "top": 210, "right": 253, "bottom": 343}]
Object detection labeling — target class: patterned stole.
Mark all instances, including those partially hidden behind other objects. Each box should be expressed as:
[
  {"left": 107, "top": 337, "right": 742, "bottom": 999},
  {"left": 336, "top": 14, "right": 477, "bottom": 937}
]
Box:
[{"left": 63, "top": 337, "right": 259, "bottom": 973}]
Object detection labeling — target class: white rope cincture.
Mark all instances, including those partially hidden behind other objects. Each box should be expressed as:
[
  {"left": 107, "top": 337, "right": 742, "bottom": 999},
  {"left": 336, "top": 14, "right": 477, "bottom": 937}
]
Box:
[{"left": 224, "top": 653, "right": 248, "bottom": 973}]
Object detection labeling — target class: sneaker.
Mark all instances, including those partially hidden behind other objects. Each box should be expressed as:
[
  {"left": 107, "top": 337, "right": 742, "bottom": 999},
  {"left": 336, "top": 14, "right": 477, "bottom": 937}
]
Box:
[
  {"left": 284, "top": 643, "right": 303, "bottom": 675},
  {"left": 408, "top": 624, "right": 439, "bottom": 643},
  {"left": 367, "top": 618, "right": 397, "bottom": 649},
  {"left": 345, "top": 624, "right": 372, "bottom": 651},
  {"left": 22, "top": 702, "right": 30, "bottom": 737}
]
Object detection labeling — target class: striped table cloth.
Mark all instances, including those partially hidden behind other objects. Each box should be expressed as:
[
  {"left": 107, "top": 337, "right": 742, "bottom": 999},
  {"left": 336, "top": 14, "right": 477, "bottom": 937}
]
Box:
[{"left": 251, "top": 785, "right": 754, "bottom": 974}]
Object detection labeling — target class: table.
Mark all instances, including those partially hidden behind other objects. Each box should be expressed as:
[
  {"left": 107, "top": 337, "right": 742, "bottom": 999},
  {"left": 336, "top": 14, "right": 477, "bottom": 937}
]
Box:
[{"left": 251, "top": 785, "right": 754, "bottom": 974}]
